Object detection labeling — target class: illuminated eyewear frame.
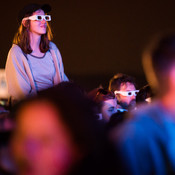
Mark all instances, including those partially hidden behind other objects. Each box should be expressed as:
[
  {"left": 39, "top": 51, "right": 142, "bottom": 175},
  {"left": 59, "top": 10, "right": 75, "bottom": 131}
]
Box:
[
  {"left": 114, "top": 90, "right": 139, "bottom": 97},
  {"left": 23, "top": 15, "right": 51, "bottom": 21}
]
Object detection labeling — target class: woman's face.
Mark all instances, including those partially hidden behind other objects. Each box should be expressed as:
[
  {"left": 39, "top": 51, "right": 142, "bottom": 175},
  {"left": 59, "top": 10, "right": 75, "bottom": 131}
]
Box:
[
  {"left": 101, "top": 98, "right": 118, "bottom": 122},
  {"left": 29, "top": 9, "right": 47, "bottom": 36},
  {"left": 11, "top": 100, "right": 78, "bottom": 175}
]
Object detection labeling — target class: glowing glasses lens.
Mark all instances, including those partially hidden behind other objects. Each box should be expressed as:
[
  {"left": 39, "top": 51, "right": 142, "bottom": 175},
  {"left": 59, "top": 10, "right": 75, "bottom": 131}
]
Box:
[
  {"left": 36, "top": 15, "right": 42, "bottom": 20},
  {"left": 45, "top": 16, "right": 50, "bottom": 21},
  {"left": 128, "top": 92, "right": 132, "bottom": 96}
]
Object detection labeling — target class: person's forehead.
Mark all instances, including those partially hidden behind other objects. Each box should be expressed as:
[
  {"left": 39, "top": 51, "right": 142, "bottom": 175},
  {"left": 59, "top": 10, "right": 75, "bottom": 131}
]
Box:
[
  {"left": 33, "top": 9, "right": 45, "bottom": 15},
  {"left": 16, "top": 101, "right": 63, "bottom": 134},
  {"left": 120, "top": 82, "right": 136, "bottom": 91}
]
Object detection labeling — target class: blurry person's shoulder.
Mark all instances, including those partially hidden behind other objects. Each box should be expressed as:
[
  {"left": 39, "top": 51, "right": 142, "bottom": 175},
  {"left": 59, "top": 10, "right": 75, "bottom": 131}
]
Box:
[{"left": 131, "top": 100, "right": 161, "bottom": 120}]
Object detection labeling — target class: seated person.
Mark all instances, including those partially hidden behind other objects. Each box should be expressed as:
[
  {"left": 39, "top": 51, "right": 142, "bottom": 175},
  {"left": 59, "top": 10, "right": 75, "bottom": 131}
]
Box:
[
  {"left": 88, "top": 88, "right": 118, "bottom": 122},
  {"left": 108, "top": 73, "right": 138, "bottom": 111},
  {"left": 136, "top": 84, "right": 154, "bottom": 105}
]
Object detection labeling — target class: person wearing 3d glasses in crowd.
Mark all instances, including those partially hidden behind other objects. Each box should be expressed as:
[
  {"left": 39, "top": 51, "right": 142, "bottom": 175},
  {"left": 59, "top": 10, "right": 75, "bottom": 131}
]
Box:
[
  {"left": 5, "top": 3, "right": 68, "bottom": 104},
  {"left": 108, "top": 73, "right": 138, "bottom": 111}
]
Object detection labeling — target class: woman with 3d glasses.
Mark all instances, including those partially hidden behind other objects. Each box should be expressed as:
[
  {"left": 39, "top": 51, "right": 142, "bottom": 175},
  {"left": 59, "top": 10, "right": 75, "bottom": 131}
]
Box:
[{"left": 5, "top": 3, "right": 68, "bottom": 104}]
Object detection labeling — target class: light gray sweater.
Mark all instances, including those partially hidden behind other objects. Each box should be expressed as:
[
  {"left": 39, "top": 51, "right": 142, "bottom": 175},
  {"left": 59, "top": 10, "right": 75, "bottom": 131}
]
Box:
[{"left": 5, "top": 42, "right": 68, "bottom": 102}]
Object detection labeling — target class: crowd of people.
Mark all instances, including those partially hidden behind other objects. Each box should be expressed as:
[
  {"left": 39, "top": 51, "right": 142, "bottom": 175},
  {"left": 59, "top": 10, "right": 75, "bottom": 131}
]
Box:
[
  {"left": 1, "top": 2, "right": 175, "bottom": 175},
  {"left": 0, "top": 74, "right": 153, "bottom": 175}
]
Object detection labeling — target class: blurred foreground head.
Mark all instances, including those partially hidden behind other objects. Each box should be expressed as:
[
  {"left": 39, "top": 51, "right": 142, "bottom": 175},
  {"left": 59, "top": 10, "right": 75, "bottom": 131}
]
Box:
[
  {"left": 9, "top": 82, "right": 116, "bottom": 175},
  {"left": 143, "top": 31, "right": 175, "bottom": 96}
]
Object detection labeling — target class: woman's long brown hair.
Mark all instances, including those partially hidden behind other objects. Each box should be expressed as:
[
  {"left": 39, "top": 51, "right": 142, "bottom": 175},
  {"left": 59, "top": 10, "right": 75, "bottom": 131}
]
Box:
[{"left": 13, "top": 19, "right": 53, "bottom": 54}]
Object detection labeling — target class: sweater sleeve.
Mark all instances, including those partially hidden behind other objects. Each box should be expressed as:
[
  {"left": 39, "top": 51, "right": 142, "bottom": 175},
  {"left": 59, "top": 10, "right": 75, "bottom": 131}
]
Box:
[
  {"left": 5, "top": 45, "right": 37, "bottom": 102},
  {"left": 50, "top": 42, "right": 69, "bottom": 82}
]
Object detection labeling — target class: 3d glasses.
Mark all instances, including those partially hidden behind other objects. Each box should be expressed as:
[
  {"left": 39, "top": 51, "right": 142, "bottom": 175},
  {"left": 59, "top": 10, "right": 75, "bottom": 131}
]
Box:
[
  {"left": 114, "top": 90, "right": 139, "bottom": 97},
  {"left": 23, "top": 15, "right": 51, "bottom": 21}
]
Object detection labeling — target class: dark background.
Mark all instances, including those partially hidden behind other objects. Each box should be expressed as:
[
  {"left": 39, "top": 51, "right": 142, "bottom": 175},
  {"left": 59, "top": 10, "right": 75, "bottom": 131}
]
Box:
[{"left": 1, "top": 0, "right": 175, "bottom": 91}]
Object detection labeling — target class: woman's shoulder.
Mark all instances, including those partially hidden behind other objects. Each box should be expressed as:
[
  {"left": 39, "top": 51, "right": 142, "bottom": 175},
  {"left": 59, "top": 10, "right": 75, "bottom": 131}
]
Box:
[
  {"left": 7, "top": 44, "right": 26, "bottom": 62},
  {"left": 9, "top": 44, "right": 23, "bottom": 54},
  {"left": 49, "top": 41, "right": 59, "bottom": 50}
]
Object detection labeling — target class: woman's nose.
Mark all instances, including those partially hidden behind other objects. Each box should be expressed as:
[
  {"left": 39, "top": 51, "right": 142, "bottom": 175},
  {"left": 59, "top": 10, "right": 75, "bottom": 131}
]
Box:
[{"left": 41, "top": 19, "right": 46, "bottom": 23}]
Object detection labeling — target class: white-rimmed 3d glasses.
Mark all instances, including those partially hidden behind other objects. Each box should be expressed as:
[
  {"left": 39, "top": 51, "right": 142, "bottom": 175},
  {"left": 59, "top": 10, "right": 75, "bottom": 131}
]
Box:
[
  {"left": 114, "top": 90, "right": 139, "bottom": 97},
  {"left": 23, "top": 15, "right": 51, "bottom": 21}
]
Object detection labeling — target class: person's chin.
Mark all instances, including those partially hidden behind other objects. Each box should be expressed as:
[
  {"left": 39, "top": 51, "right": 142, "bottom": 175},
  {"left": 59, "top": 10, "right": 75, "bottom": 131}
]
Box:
[
  {"left": 128, "top": 100, "right": 136, "bottom": 110},
  {"left": 119, "top": 102, "right": 128, "bottom": 110},
  {"left": 41, "top": 31, "right": 46, "bottom": 34},
  {"left": 39, "top": 28, "right": 47, "bottom": 34}
]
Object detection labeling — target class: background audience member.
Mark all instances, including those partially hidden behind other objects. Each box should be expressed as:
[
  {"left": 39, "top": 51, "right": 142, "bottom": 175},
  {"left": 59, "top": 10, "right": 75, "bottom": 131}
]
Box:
[
  {"left": 9, "top": 81, "right": 118, "bottom": 175},
  {"left": 88, "top": 88, "right": 118, "bottom": 122},
  {"left": 108, "top": 73, "right": 138, "bottom": 111},
  {"left": 136, "top": 84, "right": 153, "bottom": 105}
]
